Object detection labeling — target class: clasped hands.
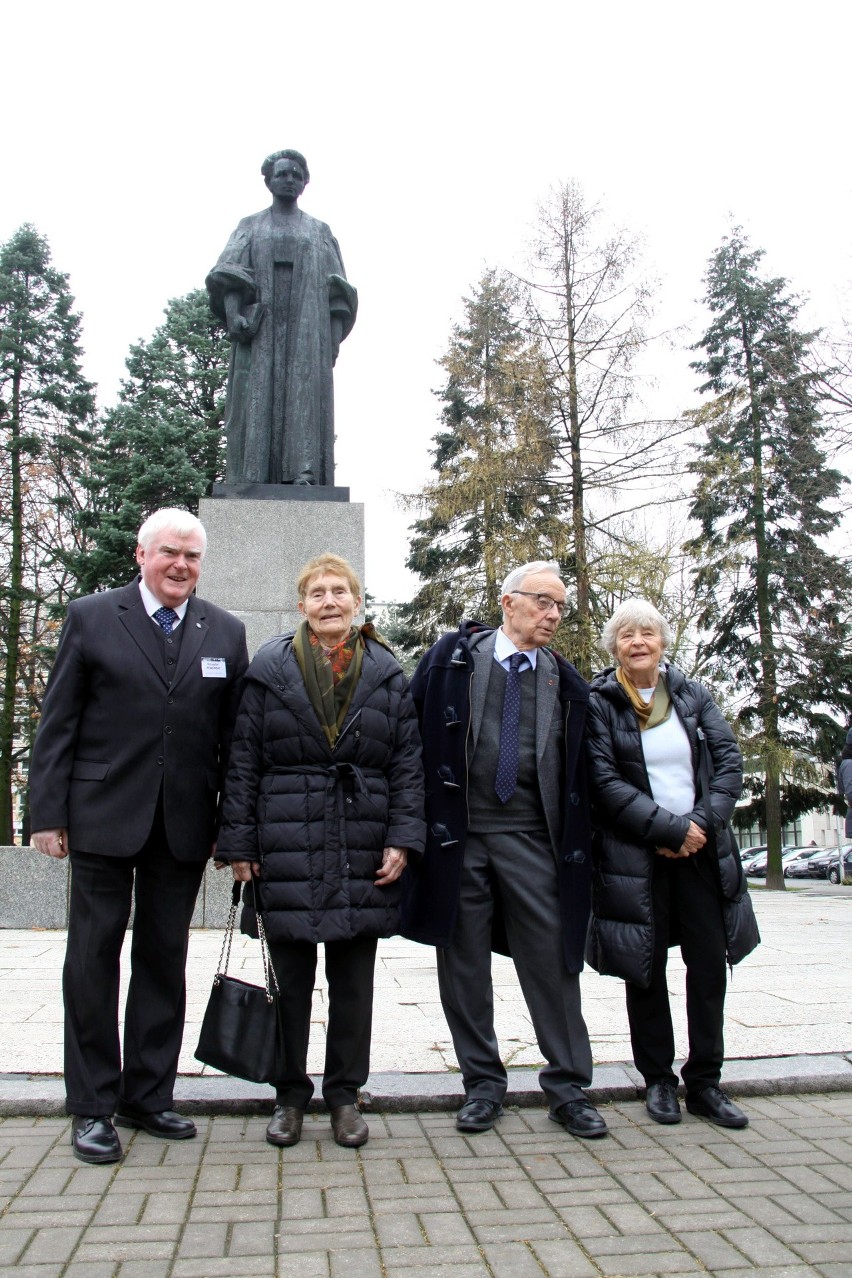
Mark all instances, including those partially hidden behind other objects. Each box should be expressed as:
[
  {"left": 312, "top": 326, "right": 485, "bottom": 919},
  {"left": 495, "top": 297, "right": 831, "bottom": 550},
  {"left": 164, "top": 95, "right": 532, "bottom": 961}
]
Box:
[
  {"left": 656, "top": 820, "right": 706, "bottom": 860},
  {"left": 219, "top": 846, "right": 408, "bottom": 886}
]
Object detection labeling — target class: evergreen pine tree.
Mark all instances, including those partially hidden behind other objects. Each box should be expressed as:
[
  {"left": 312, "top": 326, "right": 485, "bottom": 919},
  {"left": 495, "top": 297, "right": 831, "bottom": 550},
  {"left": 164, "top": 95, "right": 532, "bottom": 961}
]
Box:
[
  {"left": 400, "top": 270, "right": 567, "bottom": 653},
  {"left": 76, "top": 290, "right": 228, "bottom": 591},
  {"left": 686, "top": 228, "right": 852, "bottom": 888},
  {"left": 0, "top": 225, "right": 96, "bottom": 842}
]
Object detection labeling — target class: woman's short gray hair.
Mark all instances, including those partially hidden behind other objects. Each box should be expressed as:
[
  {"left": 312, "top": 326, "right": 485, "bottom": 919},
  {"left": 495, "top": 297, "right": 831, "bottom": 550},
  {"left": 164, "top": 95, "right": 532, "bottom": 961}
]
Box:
[
  {"left": 600, "top": 599, "right": 673, "bottom": 661},
  {"left": 500, "top": 560, "right": 561, "bottom": 599}
]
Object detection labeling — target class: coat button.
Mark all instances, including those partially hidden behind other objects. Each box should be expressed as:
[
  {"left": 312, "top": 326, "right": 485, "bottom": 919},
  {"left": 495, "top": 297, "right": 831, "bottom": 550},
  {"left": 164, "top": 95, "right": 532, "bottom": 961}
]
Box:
[
  {"left": 569, "top": 791, "right": 579, "bottom": 806},
  {"left": 157, "top": 757, "right": 164, "bottom": 766},
  {"left": 164, "top": 726, "right": 172, "bottom": 735}
]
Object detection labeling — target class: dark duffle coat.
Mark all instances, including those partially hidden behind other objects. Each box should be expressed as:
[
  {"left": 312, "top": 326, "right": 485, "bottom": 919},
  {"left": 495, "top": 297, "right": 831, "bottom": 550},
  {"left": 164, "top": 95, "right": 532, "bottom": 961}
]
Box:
[
  {"left": 400, "top": 621, "right": 594, "bottom": 974},
  {"left": 584, "top": 662, "right": 754, "bottom": 988},
  {"left": 216, "top": 631, "right": 426, "bottom": 944}
]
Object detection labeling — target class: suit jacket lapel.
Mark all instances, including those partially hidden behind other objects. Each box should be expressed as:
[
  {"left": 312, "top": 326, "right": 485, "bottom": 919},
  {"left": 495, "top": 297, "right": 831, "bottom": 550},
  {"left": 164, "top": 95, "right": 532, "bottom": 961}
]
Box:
[
  {"left": 117, "top": 580, "right": 169, "bottom": 684},
  {"left": 172, "top": 595, "right": 208, "bottom": 691},
  {"left": 470, "top": 631, "right": 496, "bottom": 749},
  {"left": 535, "top": 648, "right": 559, "bottom": 763}
]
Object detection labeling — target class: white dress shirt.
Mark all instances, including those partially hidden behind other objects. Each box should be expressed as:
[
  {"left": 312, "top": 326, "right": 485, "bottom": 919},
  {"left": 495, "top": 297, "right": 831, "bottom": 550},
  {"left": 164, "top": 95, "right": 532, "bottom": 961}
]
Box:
[{"left": 138, "top": 579, "right": 188, "bottom": 630}]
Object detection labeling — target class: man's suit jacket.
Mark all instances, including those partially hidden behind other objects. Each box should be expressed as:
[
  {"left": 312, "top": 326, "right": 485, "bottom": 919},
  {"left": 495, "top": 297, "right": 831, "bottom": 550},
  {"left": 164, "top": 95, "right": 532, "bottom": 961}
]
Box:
[
  {"left": 468, "top": 630, "right": 564, "bottom": 853},
  {"left": 29, "top": 579, "right": 249, "bottom": 860}
]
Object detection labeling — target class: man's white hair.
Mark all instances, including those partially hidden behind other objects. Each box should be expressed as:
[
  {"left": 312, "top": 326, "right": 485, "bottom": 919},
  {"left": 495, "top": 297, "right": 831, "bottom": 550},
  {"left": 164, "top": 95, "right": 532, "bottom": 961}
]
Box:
[
  {"left": 500, "top": 560, "right": 562, "bottom": 600},
  {"left": 137, "top": 508, "right": 207, "bottom": 556},
  {"left": 600, "top": 599, "right": 673, "bottom": 661}
]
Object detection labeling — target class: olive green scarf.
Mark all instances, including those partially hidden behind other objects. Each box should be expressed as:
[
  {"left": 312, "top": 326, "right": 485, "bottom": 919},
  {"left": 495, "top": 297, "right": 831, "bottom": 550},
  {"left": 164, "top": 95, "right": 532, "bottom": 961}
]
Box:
[
  {"left": 293, "top": 620, "right": 364, "bottom": 749},
  {"left": 615, "top": 665, "right": 672, "bottom": 732}
]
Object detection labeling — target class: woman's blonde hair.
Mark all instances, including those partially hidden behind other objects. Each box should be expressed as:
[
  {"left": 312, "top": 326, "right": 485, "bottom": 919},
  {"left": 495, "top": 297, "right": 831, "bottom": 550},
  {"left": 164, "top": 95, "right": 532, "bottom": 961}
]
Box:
[{"left": 296, "top": 553, "right": 361, "bottom": 600}]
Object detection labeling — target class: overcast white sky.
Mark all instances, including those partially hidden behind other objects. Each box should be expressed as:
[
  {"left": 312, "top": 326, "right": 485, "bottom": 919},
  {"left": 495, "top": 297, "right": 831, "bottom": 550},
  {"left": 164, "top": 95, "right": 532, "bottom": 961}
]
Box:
[{"left": 3, "top": 0, "right": 850, "bottom": 599}]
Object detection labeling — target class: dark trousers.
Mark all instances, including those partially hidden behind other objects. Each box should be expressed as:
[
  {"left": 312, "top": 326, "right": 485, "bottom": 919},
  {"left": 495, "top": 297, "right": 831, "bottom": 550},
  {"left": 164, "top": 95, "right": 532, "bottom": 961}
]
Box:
[
  {"left": 268, "top": 936, "right": 378, "bottom": 1110},
  {"left": 436, "top": 830, "right": 593, "bottom": 1109},
  {"left": 626, "top": 853, "right": 728, "bottom": 1093},
  {"left": 63, "top": 814, "right": 205, "bottom": 1117}
]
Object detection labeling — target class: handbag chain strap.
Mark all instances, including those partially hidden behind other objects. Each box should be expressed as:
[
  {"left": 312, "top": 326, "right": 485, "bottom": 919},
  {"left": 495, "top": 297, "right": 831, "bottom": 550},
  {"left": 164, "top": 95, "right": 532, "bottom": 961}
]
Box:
[
  {"left": 216, "top": 878, "right": 281, "bottom": 1002},
  {"left": 215, "top": 882, "right": 241, "bottom": 981}
]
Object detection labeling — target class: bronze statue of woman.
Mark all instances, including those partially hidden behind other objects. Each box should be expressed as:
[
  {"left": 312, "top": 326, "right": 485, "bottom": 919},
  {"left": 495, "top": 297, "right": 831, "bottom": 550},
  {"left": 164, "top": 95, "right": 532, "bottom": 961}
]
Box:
[{"left": 207, "top": 150, "right": 357, "bottom": 486}]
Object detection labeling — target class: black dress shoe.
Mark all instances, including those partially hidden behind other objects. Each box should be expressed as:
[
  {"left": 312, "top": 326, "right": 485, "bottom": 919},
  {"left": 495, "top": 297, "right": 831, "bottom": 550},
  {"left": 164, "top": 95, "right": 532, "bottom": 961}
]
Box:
[
  {"left": 548, "top": 1097, "right": 608, "bottom": 1139},
  {"left": 646, "top": 1082, "right": 682, "bottom": 1124},
  {"left": 71, "top": 1116, "right": 123, "bottom": 1164},
  {"left": 330, "top": 1104, "right": 369, "bottom": 1148},
  {"left": 685, "top": 1086, "right": 748, "bottom": 1129},
  {"left": 266, "top": 1105, "right": 304, "bottom": 1147},
  {"left": 456, "top": 1098, "right": 504, "bottom": 1133},
  {"left": 114, "top": 1108, "right": 197, "bottom": 1139}
]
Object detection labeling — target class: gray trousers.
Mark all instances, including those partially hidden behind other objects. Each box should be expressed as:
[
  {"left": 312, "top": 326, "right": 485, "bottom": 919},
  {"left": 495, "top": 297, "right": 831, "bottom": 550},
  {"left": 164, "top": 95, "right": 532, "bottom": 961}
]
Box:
[{"left": 436, "top": 830, "right": 593, "bottom": 1109}]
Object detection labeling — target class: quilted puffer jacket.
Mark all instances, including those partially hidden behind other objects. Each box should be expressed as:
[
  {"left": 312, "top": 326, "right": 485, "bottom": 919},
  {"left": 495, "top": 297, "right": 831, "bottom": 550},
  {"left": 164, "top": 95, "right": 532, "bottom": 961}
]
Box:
[
  {"left": 216, "top": 632, "right": 426, "bottom": 944},
  {"left": 585, "top": 663, "right": 753, "bottom": 987}
]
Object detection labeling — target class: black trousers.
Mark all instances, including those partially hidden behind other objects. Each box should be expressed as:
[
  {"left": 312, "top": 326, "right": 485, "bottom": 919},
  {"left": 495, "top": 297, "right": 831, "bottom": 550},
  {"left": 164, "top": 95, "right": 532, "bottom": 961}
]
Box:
[
  {"left": 625, "top": 852, "right": 728, "bottom": 1093},
  {"left": 63, "top": 811, "right": 205, "bottom": 1117},
  {"left": 268, "top": 936, "right": 378, "bottom": 1110}
]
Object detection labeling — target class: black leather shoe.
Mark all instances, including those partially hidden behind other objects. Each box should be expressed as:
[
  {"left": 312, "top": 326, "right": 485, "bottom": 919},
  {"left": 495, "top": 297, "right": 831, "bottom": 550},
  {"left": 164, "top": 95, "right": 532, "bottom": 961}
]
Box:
[
  {"left": 330, "top": 1104, "right": 369, "bottom": 1148},
  {"left": 646, "top": 1082, "right": 682, "bottom": 1124},
  {"left": 266, "top": 1105, "right": 304, "bottom": 1147},
  {"left": 685, "top": 1086, "right": 748, "bottom": 1129},
  {"left": 71, "top": 1116, "right": 123, "bottom": 1164},
  {"left": 115, "top": 1108, "right": 197, "bottom": 1139},
  {"left": 456, "top": 1097, "right": 504, "bottom": 1132},
  {"left": 548, "top": 1097, "right": 608, "bottom": 1139}
]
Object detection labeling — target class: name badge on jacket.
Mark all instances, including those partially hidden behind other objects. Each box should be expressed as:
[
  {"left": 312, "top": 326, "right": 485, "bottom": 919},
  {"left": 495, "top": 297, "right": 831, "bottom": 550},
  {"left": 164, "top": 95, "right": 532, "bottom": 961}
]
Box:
[{"left": 202, "top": 658, "right": 227, "bottom": 678}]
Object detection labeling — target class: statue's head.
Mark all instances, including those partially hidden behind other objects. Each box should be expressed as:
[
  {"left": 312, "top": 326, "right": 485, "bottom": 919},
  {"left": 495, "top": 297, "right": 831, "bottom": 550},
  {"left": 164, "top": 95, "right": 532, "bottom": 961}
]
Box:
[{"left": 261, "top": 149, "right": 310, "bottom": 186}]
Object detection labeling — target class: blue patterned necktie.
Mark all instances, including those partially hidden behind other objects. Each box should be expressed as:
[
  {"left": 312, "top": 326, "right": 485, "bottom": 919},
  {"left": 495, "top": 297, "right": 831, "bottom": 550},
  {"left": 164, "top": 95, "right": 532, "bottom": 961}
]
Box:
[
  {"left": 153, "top": 606, "right": 178, "bottom": 636},
  {"left": 494, "top": 652, "right": 524, "bottom": 804}
]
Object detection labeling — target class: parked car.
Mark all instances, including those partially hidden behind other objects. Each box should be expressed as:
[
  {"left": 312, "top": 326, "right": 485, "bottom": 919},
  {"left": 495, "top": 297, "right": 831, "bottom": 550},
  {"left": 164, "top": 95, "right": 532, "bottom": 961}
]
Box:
[
  {"left": 782, "top": 848, "right": 822, "bottom": 878},
  {"left": 827, "top": 849, "right": 852, "bottom": 884},
  {"left": 806, "top": 846, "right": 852, "bottom": 879},
  {"left": 743, "top": 845, "right": 800, "bottom": 877},
  {"left": 781, "top": 848, "right": 822, "bottom": 879}
]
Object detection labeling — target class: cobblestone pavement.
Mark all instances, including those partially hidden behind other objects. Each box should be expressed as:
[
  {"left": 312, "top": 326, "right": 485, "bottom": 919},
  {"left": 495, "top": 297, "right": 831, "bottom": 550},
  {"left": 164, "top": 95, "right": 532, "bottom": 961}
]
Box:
[{"left": 2, "top": 1093, "right": 852, "bottom": 1278}]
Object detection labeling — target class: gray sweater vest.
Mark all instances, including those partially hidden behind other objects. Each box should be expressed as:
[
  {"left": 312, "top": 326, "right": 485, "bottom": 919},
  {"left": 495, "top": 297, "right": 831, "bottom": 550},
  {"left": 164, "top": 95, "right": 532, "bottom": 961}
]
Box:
[{"left": 468, "top": 661, "right": 547, "bottom": 834}]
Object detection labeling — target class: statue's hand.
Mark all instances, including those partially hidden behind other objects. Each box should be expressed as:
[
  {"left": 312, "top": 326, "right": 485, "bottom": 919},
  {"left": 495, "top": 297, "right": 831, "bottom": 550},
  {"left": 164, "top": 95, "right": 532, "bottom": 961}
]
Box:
[
  {"left": 330, "top": 315, "right": 343, "bottom": 365},
  {"left": 228, "top": 314, "right": 252, "bottom": 343}
]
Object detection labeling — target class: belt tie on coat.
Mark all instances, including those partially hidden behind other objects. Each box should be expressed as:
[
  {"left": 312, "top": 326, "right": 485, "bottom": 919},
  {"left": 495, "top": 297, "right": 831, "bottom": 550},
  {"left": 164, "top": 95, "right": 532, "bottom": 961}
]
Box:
[{"left": 265, "top": 763, "right": 384, "bottom": 902}]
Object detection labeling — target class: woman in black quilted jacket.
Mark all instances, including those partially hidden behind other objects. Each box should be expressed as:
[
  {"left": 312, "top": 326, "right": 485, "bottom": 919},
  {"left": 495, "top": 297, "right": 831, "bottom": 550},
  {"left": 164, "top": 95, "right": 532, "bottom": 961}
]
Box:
[
  {"left": 585, "top": 600, "right": 757, "bottom": 1130},
  {"left": 217, "top": 554, "right": 425, "bottom": 1150}
]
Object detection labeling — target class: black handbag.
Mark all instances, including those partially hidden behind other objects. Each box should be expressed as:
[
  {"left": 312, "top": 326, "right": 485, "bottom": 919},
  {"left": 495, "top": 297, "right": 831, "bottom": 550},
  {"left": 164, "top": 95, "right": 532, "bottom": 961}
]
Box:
[{"left": 195, "top": 880, "right": 285, "bottom": 1083}]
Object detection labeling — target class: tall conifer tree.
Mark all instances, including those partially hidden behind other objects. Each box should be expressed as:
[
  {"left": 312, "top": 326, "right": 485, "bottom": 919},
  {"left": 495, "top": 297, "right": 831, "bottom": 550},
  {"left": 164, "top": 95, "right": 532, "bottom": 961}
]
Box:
[
  {"left": 76, "top": 290, "right": 228, "bottom": 592},
  {"left": 400, "top": 270, "right": 566, "bottom": 652},
  {"left": 0, "top": 225, "right": 95, "bottom": 842},
  {"left": 687, "top": 228, "right": 852, "bottom": 887}
]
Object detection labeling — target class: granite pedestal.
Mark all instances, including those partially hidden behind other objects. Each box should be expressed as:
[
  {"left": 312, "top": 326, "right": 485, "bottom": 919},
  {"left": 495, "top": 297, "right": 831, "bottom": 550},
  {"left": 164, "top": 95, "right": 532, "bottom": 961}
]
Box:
[{"left": 199, "top": 490, "right": 366, "bottom": 655}]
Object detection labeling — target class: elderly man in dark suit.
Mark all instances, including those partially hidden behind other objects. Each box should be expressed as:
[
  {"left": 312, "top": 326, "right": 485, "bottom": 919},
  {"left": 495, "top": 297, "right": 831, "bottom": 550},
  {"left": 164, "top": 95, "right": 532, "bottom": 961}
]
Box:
[
  {"left": 30, "top": 508, "right": 248, "bottom": 1164},
  {"left": 402, "top": 561, "right": 605, "bottom": 1138}
]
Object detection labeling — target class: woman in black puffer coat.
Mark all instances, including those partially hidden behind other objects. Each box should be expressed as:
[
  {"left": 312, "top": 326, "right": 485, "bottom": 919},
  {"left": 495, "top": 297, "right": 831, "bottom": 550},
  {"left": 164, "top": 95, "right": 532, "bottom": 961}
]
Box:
[
  {"left": 217, "top": 554, "right": 425, "bottom": 1151},
  {"left": 585, "top": 600, "right": 758, "bottom": 1131}
]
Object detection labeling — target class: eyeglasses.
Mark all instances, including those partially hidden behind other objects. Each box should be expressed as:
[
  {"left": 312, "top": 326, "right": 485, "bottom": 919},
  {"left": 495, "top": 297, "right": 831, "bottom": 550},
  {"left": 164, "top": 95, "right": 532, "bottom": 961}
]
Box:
[{"left": 510, "top": 591, "right": 567, "bottom": 617}]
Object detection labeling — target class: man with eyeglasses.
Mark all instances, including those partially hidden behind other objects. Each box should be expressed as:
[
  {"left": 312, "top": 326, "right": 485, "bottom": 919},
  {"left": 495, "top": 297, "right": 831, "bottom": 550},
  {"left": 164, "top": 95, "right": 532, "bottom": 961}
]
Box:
[{"left": 401, "top": 561, "right": 605, "bottom": 1139}]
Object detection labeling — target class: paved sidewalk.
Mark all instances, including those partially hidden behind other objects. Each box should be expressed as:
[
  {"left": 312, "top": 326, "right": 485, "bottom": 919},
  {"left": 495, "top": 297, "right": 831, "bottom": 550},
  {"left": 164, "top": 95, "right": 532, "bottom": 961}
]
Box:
[
  {"left": 2, "top": 1094, "right": 852, "bottom": 1277},
  {"left": 2, "top": 885, "right": 851, "bottom": 1109},
  {"left": 1, "top": 886, "right": 851, "bottom": 1276}
]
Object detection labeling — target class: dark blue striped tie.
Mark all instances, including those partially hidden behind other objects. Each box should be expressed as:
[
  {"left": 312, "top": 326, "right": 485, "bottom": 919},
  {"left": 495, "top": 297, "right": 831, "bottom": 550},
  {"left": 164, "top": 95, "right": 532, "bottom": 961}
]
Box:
[{"left": 495, "top": 652, "right": 524, "bottom": 803}]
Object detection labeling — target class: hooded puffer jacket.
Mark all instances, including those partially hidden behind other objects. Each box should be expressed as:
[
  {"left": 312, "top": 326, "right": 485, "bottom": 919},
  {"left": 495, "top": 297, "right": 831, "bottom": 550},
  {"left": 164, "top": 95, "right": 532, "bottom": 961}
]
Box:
[
  {"left": 585, "top": 663, "right": 753, "bottom": 987},
  {"left": 216, "top": 632, "right": 426, "bottom": 944}
]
